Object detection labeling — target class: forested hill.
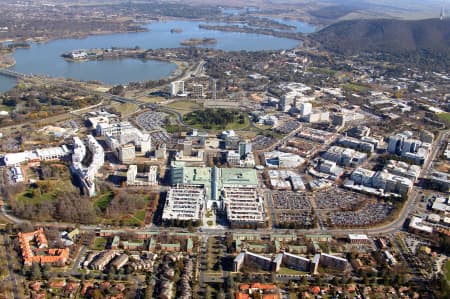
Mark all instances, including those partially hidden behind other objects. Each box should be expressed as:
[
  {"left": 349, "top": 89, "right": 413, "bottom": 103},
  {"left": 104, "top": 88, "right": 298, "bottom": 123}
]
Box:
[{"left": 312, "top": 18, "right": 450, "bottom": 55}]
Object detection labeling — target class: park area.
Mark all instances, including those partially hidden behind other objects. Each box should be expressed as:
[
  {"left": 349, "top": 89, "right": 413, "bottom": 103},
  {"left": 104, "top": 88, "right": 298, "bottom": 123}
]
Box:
[{"left": 183, "top": 108, "right": 249, "bottom": 131}]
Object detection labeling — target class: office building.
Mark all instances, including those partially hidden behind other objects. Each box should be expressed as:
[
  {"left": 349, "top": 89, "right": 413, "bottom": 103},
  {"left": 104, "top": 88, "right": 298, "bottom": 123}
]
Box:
[
  {"left": 223, "top": 186, "right": 265, "bottom": 227},
  {"left": 238, "top": 141, "right": 252, "bottom": 158},
  {"left": 191, "top": 84, "right": 204, "bottom": 98},
  {"left": 322, "top": 146, "right": 367, "bottom": 167},
  {"left": 170, "top": 166, "right": 259, "bottom": 210},
  {"left": 118, "top": 144, "right": 136, "bottom": 162},
  {"left": 170, "top": 80, "right": 185, "bottom": 97},
  {"left": 3, "top": 146, "right": 71, "bottom": 167},
  {"left": 71, "top": 135, "right": 104, "bottom": 197},
  {"left": 338, "top": 136, "right": 374, "bottom": 152},
  {"left": 227, "top": 151, "right": 241, "bottom": 166},
  {"left": 162, "top": 187, "right": 205, "bottom": 222},
  {"left": 300, "top": 102, "right": 312, "bottom": 116}
]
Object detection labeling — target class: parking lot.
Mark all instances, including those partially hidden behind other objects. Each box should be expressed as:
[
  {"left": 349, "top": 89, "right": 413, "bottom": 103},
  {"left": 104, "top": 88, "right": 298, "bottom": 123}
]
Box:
[
  {"left": 328, "top": 200, "right": 394, "bottom": 228},
  {"left": 136, "top": 111, "right": 168, "bottom": 131},
  {"left": 252, "top": 135, "right": 276, "bottom": 150},
  {"left": 149, "top": 130, "right": 173, "bottom": 147},
  {"left": 275, "top": 120, "right": 300, "bottom": 135},
  {"left": 313, "top": 187, "right": 367, "bottom": 210},
  {"left": 271, "top": 191, "right": 314, "bottom": 228},
  {"left": 272, "top": 191, "right": 312, "bottom": 210},
  {"left": 275, "top": 211, "right": 314, "bottom": 228}
]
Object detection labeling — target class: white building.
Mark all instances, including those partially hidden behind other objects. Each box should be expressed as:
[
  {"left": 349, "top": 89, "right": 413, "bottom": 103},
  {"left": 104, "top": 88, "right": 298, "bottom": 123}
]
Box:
[
  {"left": 126, "top": 165, "right": 158, "bottom": 186},
  {"left": 264, "top": 151, "right": 305, "bottom": 168},
  {"left": 102, "top": 122, "right": 151, "bottom": 160},
  {"left": 322, "top": 146, "right": 367, "bottom": 166},
  {"left": 72, "top": 137, "right": 86, "bottom": 164},
  {"left": 162, "top": 187, "right": 205, "bottom": 221},
  {"left": 409, "top": 216, "right": 433, "bottom": 234},
  {"left": 300, "top": 102, "right": 312, "bottom": 116},
  {"left": 223, "top": 186, "right": 265, "bottom": 227},
  {"left": 3, "top": 146, "right": 71, "bottom": 166},
  {"left": 227, "top": 151, "right": 241, "bottom": 166},
  {"left": 127, "top": 165, "right": 138, "bottom": 185},
  {"left": 170, "top": 80, "right": 185, "bottom": 97},
  {"left": 71, "top": 135, "right": 105, "bottom": 197},
  {"left": 302, "top": 111, "right": 329, "bottom": 123},
  {"left": 387, "top": 131, "right": 430, "bottom": 164},
  {"left": 349, "top": 167, "right": 413, "bottom": 195}
]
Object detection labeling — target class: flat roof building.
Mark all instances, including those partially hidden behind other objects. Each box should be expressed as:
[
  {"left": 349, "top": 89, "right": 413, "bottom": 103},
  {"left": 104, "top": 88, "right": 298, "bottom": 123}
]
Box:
[
  {"left": 170, "top": 166, "right": 259, "bottom": 210},
  {"left": 162, "top": 187, "right": 205, "bottom": 222},
  {"left": 223, "top": 186, "right": 265, "bottom": 227}
]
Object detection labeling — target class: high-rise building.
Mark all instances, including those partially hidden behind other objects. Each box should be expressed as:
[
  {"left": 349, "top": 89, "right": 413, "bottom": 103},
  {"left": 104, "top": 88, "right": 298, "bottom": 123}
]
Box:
[
  {"left": 118, "top": 144, "right": 136, "bottom": 162},
  {"left": 170, "top": 80, "right": 184, "bottom": 97},
  {"left": 211, "top": 78, "right": 217, "bottom": 100},
  {"left": 191, "top": 84, "right": 204, "bottom": 98},
  {"left": 300, "top": 102, "right": 312, "bottom": 116},
  {"left": 127, "top": 165, "right": 138, "bottom": 185},
  {"left": 387, "top": 135, "right": 403, "bottom": 154},
  {"left": 238, "top": 141, "right": 252, "bottom": 158}
]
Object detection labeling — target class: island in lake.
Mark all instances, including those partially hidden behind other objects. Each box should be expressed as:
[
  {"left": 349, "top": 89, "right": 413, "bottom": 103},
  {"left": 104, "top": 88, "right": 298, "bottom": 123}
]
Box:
[{"left": 180, "top": 37, "right": 217, "bottom": 46}]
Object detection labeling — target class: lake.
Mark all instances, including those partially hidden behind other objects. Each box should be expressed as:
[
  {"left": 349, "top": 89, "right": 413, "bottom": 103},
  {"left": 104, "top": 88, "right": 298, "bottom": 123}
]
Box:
[
  {"left": 0, "top": 75, "right": 17, "bottom": 94},
  {"left": 0, "top": 19, "right": 313, "bottom": 92}
]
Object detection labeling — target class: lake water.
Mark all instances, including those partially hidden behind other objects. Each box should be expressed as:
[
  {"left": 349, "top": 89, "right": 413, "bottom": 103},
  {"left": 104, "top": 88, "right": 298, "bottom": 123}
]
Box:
[
  {"left": 0, "top": 76, "right": 17, "bottom": 93},
  {"left": 0, "top": 19, "right": 312, "bottom": 92}
]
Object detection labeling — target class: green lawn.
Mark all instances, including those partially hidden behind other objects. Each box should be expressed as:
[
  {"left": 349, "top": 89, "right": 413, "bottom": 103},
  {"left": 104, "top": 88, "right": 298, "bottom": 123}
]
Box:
[
  {"left": 438, "top": 112, "right": 450, "bottom": 125},
  {"left": 343, "top": 83, "right": 369, "bottom": 93},
  {"left": 16, "top": 180, "right": 74, "bottom": 205},
  {"left": 91, "top": 237, "right": 107, "bottom": 250},
  {"left": 134, "top": 209, "right": 146, "bottom": 222},
  {"left": 184, "top": 109, "right": 250, "bottom": 131},
  {"left": 278, "top": 267, "right": 308, "bottom": 275},
  {"left": 94, "top": 191, "right": 114, "bottom": 212},
  {"left": 165, "top": 100, "right": 203, "bottom": 115},
  {"left": 0, "top": 104, "right": 14, "bottom": 112}
]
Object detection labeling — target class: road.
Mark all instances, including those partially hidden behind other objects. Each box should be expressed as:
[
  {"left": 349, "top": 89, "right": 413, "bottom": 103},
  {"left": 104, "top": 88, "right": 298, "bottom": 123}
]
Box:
[{"left": 70, "top": 245, "right": 87, "bottom": 276}]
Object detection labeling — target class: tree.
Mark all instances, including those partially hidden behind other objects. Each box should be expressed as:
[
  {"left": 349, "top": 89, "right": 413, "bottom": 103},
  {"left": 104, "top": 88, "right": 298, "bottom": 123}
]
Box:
[{"left": 30, "top": 263, "right": 42, "bottom": 280}]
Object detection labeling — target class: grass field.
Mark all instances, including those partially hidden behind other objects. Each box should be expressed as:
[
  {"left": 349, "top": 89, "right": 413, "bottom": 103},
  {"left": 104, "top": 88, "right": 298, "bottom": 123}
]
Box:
[
  {"left": 278, "top": 267, "right": 308, "bottom": 275},
  {"left": 165, "top": 100, "right": 203, "bottom": 116},
  {"left": 94, "top": 191, "right": 114, "bottom": 213},
  {"left": 343, "top": 83, "right": 369, "bottom": 93},
  {"left": 134, "top": 209, "right": 146, "bottom": 222},
  {"left": 91, "top": 237, "right": 107, "bottom": 250},
  {"left": 184, "top": 109, "right": 250, "bottom": 131},
  {"left": 16, "top": 180, "right": 74, "bottom": 205},
  {"left": 136, "top": 96, "right": 166, "bottom": 103},
  {"left": 0, "top": 104, "right": 13, "bottom": 112},
  {"left": 110, "top": 102, "right": 139, "bottom": 116},
  {"left": 438, "top": 112, "right": 450, "bottom": 125},
  {"left": 99, "top": 193, "right": 150, "bottom": 227}
]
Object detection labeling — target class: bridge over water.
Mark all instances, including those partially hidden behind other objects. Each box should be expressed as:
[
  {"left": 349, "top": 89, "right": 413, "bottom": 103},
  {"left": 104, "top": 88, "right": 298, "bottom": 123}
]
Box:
[{"left": 0, "top": 68, "right": 28, "bottom": 79}]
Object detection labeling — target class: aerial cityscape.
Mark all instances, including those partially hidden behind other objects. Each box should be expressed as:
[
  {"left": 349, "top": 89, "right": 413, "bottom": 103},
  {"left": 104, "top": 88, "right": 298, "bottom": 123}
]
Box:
[{"left": 0, "top": 0, "right": 449, "bottom": 298}]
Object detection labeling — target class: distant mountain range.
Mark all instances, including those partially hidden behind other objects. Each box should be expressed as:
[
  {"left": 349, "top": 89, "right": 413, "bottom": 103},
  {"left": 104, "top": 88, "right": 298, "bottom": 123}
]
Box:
[{"left": 312, "top": 18, "right": 450, "bottom": 55}]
